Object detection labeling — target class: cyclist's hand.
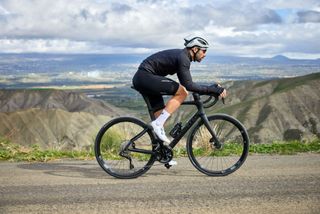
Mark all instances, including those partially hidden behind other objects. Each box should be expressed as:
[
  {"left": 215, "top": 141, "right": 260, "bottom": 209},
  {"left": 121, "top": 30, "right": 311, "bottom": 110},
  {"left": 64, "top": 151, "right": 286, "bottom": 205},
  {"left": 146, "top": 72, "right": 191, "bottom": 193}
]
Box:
[
  {"left": 208, "top": 83, "right": 224, "bottom": 95},
  {"left": 219, "top": 89, "right": 227, "bottom": 99}
]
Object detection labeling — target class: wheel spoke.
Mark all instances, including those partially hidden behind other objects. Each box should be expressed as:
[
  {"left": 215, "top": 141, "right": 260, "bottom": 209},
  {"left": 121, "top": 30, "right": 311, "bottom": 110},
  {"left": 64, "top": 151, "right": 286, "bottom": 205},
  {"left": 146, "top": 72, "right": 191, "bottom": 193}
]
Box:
[
  {"left": 95, "top": 117, "right": 155, "bottom": 178},
  {"left": 188, "top": 114, "right": 249, "bottom": 176}
]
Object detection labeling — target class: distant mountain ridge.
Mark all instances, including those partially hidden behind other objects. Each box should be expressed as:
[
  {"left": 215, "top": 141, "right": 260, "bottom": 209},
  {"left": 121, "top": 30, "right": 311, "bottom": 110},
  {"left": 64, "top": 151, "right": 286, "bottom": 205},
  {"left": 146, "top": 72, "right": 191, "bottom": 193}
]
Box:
[{"left": 271, "top": 55, "right": 290, "bottom": 61}]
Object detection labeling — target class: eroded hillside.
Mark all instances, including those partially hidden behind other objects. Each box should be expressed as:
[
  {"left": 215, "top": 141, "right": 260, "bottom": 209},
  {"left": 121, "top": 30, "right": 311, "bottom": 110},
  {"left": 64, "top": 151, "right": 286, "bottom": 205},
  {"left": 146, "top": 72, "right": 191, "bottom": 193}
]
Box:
[
  {"left": 0, "top": 73, "right": 319, "bottom": 149},
  {"left": 208, "top": 73, "right": 320, "bottom": 143},
  {"left": 0, "top": 89, "right": 125, "bottom": 150}
]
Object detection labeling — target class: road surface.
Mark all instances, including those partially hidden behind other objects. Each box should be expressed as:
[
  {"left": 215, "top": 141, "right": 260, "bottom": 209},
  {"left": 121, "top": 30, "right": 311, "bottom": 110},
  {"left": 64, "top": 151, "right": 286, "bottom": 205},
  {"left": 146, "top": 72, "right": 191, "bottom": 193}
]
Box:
[{"left": 0, "top": 154, "right": 319, "bottom": 214}]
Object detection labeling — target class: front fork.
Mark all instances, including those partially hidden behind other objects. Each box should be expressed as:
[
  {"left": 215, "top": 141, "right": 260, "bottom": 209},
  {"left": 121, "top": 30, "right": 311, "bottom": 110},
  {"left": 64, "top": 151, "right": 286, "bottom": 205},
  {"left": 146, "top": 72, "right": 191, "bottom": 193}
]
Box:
[{"left": 201, "top": 114, "right": 222, "bottom": 149}]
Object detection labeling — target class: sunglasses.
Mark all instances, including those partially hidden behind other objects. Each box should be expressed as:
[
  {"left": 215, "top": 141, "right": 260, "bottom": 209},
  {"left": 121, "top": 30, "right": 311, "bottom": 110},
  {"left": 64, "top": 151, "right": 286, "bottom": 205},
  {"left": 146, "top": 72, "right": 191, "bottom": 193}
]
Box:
[{"left": 201, "top": 49, "right": 207, "bottom": 54}]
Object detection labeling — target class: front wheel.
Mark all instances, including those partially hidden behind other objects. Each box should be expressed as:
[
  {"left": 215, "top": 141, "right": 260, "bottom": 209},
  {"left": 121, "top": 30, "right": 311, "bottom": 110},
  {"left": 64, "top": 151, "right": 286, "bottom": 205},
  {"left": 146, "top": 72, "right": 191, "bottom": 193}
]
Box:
[
  {"left": 94, "top": 117, "right": 156, "bottom": 179},
  {"left": 187, "top": 114, "right": 249, "bottom": 176}
]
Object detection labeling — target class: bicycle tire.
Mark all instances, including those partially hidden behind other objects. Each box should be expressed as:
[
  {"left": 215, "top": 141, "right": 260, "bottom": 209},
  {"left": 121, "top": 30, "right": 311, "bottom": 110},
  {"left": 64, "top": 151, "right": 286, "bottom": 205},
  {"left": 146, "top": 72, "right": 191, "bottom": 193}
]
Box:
[
  {"left": 187, "top": 114, "right": 249, "bottom": 176},
  {"left": 95, "top": 117, "right": 156, "bottom": 179}
]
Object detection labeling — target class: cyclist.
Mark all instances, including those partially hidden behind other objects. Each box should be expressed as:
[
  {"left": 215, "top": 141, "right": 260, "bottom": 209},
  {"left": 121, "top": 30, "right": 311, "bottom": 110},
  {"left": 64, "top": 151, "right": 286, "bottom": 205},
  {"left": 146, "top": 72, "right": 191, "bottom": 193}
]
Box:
[{"left": 132, "top": 36, "right": 227, "bottom": 145}]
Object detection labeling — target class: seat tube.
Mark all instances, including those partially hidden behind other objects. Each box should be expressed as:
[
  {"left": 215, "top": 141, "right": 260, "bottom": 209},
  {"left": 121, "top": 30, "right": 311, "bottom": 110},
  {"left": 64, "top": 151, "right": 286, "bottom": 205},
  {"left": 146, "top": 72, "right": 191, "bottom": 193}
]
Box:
[
  {"left": 142, "top": 96, "right": 156, "bottom": 121},
  {"left": 149, "top": 109, "right": 156, "bottom": 121}
]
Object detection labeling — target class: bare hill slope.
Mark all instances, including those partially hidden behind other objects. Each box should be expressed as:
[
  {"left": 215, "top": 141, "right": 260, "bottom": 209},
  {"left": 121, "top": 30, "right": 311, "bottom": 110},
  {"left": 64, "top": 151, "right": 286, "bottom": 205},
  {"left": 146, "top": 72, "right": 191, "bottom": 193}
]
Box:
[
  {"left": 0, "top": 89, "right": 120, "bottom": 115},
  {"left": 0, "top": 89, "right": 124, "bottom": 150},
  {"left": 165, "top": 73, "right": 319, "bottom": 144},
  {"left": 211, "top": 73, "right": 320, "bottom": 143},
  {"left": 0, "top": 109, "right": 110, "bottom": 150}
]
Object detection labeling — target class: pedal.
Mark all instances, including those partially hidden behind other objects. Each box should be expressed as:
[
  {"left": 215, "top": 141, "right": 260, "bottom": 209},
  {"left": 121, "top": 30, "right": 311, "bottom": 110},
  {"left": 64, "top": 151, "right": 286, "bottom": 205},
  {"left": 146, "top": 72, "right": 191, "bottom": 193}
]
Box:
[
  {"left": 168, "top": 160, "right": 177, "bottom": 166},
  {"left": 164, "top": 160, "right": 177, "bottom": 169},
  {"left": 164, "top": 163, "right": 172, "bottom": 169}
]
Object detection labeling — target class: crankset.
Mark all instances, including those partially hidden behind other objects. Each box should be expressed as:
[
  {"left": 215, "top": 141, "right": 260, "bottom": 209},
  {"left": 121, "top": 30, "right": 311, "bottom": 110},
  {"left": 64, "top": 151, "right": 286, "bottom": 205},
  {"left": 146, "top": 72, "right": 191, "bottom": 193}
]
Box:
[{"left": 155, "top": 145, "right": 173, "bottom": 165}]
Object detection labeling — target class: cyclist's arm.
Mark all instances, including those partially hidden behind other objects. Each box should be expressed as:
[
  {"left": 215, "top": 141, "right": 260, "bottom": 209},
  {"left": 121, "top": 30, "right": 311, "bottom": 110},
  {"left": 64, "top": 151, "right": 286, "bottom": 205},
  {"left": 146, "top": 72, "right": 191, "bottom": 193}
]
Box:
[{"left": 177, "top": 61, "right": 224, "bottom": 95}]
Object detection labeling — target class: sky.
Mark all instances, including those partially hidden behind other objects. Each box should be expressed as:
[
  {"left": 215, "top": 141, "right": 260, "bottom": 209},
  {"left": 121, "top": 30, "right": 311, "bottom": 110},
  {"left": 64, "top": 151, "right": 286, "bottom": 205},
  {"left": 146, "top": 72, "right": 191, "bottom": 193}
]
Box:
[{"left": 0, "top": 0, "right": 320, "bottom": 59}]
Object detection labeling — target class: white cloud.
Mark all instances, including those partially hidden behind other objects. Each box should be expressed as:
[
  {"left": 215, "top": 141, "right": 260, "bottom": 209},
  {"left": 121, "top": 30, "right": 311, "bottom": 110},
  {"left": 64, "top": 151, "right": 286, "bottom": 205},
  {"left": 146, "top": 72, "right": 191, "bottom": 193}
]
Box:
[
  {"left": 0, "top": 39, "right": 91, "bottom": 53},
  {"left": 0, "top": 0, "right": 319, "bottom": 58},
  {"left": 0, "top": 38, "right": 154, "bottom": 54}
]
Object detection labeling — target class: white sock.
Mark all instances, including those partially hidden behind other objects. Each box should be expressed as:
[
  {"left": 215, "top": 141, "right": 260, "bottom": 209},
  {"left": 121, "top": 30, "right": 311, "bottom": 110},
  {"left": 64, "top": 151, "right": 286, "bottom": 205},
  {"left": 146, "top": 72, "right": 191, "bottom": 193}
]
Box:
[{"left": 154, "top": 110, "right": 170, "bottom": 127}]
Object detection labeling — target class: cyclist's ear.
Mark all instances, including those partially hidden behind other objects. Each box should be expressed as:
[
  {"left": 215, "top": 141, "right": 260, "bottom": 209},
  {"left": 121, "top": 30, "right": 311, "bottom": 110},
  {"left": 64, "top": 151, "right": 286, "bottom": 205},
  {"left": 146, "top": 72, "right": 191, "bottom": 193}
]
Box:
[{"left": 191, "top": 47, "right": 199, "bottom": 52}]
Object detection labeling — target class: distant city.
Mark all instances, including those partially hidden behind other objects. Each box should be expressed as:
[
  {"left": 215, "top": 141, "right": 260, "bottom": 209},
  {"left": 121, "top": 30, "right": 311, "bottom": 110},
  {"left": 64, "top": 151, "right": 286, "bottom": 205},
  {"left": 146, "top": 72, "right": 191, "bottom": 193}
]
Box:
[{"left": 0, "top": 53, "right": 319, "bottom": 88}]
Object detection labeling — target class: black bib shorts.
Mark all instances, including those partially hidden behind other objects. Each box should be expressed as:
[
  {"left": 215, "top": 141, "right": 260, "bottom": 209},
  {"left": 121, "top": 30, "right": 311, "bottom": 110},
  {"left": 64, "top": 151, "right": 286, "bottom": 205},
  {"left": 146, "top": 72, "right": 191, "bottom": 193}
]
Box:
[{"left": 132, "top": 69, "right": 179, "bottom": 112}]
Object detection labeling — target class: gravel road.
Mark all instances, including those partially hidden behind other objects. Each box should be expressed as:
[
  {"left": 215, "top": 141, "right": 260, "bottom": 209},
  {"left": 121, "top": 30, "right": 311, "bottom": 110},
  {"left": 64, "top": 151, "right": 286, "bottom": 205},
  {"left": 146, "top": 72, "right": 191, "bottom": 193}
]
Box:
[{"left": 0, "top": 154, "right": 319, "bottom": 214}]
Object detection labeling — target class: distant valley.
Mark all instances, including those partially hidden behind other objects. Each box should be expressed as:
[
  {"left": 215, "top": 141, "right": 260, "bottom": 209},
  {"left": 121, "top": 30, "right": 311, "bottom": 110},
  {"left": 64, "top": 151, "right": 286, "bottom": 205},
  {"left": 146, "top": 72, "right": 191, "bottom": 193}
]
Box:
[
  {"left": 1, "top": 53, "right": 319, "bottom": 89},
  {"left": 0, "top": 73, "right": 319, "bottom": 150}
]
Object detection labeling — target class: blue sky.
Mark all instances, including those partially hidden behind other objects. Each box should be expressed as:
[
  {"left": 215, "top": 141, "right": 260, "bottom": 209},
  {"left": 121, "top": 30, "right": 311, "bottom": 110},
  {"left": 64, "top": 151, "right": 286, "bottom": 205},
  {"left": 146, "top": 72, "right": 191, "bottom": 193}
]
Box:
[{"left": 0, "top": 0, "right": 320, "bottom": 58}]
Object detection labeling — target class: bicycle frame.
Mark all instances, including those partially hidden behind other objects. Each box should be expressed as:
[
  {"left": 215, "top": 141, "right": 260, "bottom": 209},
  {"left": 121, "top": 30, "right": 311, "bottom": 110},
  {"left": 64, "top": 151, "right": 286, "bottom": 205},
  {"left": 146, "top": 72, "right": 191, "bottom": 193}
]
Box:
[
  {"left": 127, "top": 93, "right": 220, "bottom": 155},
  {"left": 169, "top": 93, "right": 219, "bottom": 149}
]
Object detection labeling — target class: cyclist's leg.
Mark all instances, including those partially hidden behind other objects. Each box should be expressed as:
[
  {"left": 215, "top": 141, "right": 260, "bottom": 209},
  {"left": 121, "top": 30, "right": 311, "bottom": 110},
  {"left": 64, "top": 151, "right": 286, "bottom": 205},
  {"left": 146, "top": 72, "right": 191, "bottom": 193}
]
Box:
[
  {"left": 148, "top": 84, "right": 188, "bottom": 127},
  {"left": 154, "top": 84, "right": 188, "bottom": 117},
  {"left": 148, "top": 95, "right": 166, "bottom": 118},
  {"left": 132, "top": 70, "right": 184, "bottom": 143},
  {"left": 150, "top": 85, "right": 188, "bottom": 146},
  {"left": 154, "top": 109, "right": 163, "bottom": 118},
  {"left": 163, "top": 84, "right": 188, "bottom": 114}
]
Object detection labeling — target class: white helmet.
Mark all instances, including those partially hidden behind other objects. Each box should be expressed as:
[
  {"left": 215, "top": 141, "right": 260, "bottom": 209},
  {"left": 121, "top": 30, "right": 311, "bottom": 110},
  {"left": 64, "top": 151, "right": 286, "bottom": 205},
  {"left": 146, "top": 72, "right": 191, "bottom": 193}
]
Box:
[{"left": 184, "top": 37, "right": 209, "bottom": 48}]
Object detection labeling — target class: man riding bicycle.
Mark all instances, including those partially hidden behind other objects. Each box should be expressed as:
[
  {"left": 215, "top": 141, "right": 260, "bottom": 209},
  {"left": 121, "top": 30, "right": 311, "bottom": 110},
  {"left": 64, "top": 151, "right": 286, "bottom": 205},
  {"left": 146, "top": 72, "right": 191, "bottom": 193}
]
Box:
[{"left": 132, "top": 36, "right": 227, "bottom": 146}]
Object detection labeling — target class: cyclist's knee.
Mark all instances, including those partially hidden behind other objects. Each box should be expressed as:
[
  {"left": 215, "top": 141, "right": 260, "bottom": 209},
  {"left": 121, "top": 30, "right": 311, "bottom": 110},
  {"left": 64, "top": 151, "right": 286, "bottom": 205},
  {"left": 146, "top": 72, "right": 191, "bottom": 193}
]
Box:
[{"left": 177, "top": 85, "right": 188, "bottom": 97}]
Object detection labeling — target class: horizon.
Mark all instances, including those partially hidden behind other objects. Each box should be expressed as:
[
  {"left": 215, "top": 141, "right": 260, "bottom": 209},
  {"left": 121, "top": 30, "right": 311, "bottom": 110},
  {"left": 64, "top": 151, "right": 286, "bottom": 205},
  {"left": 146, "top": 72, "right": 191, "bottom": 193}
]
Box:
[
  {"left": 0, "top": 52, "right": 320, "bottom": 61},
  {"left": 0, "top": 52, "right": 319, "bottom": 61}
]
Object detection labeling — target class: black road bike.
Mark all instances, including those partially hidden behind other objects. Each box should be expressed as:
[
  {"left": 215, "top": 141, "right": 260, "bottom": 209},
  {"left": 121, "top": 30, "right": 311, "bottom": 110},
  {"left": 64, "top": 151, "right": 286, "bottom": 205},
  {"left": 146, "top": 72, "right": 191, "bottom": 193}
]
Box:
[{"left": 95, "top": 87, "right": 249, "bottom": 179}]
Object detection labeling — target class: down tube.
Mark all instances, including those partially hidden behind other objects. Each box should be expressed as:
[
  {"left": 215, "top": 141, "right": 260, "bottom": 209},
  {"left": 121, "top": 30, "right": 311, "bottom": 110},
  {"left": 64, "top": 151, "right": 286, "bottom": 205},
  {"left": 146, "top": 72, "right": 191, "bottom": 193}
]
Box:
[{"left": 169, "top": 112, "right": 200, "bottom": 148}]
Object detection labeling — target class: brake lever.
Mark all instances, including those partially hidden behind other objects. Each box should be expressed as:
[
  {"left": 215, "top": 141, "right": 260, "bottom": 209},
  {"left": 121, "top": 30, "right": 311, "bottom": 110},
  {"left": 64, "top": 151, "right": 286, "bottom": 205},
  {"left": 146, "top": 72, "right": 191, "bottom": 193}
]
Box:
[{"left": 222, "top": 97, "right": 225, "bottom": 105}]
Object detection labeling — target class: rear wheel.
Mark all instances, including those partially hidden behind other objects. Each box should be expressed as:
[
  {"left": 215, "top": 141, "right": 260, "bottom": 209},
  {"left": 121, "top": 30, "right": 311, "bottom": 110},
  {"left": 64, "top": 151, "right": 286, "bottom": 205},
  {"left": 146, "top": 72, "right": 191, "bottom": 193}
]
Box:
[
  {"left": 187, "top": 114, "right": 249, "bottom": 176},
  {"left": 95, "top": 117, "right": 156, "bottom": 179}
]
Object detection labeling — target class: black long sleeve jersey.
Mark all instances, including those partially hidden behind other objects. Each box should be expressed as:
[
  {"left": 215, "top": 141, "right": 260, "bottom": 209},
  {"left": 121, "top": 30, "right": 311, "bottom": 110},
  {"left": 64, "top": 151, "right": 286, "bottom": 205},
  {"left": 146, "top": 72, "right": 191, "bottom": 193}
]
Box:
[{"left": 138, "top": 48, "right": 223, "bottom": 95}]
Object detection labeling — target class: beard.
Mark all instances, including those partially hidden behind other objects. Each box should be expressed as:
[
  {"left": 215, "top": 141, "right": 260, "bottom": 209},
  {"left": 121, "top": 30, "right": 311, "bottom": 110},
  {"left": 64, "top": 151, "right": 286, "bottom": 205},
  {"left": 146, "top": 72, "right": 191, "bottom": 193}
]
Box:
[
  {"left": 196, "top": 56, "right": 203, "bottom": 62},
  {"left": 195, "top": 52, "right": 204, "bottom": 62}
]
